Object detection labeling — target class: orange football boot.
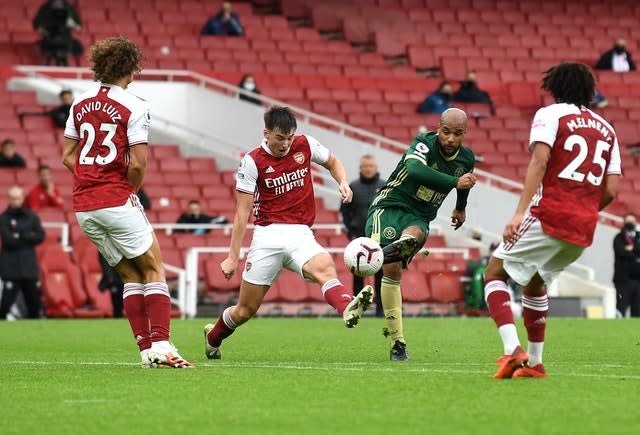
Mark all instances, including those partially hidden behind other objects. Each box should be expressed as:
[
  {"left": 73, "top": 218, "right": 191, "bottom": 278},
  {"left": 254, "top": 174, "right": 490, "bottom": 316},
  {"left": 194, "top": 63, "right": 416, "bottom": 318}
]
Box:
[
  {"left": 513, "top": 363, "right": 547, "bottom": 378},
  {"left": 494, "top": 345, "right": 528, "bottom": 379}
]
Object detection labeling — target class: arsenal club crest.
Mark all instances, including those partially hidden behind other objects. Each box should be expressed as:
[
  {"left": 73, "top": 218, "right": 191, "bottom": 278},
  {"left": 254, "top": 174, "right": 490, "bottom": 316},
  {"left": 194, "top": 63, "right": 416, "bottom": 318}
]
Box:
[{"left": 293, "top": 152, "right": 305, "bottom": 164}]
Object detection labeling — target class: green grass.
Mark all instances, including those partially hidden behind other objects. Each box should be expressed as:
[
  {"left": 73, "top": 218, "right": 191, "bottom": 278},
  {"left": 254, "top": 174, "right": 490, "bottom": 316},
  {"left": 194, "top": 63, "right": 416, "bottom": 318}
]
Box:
[{"left": 2, "top": 318, "right": 639, "bottom": 435}]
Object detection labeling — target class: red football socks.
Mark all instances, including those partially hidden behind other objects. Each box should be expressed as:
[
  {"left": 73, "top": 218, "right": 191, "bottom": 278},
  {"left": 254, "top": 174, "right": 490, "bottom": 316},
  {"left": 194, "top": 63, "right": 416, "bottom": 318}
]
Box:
[
  {"left": 123, "top": 283, "right": 150, "bottom": 351},
  {"left": 144, "top": 282, "right": 171, "bottom": 342},
  {"left": 522, "top": 291, "right": 548, "bottom": 342},
  {"left": 207, "top": 307, "right": 237, "bottom": 347},
  {"left": 322, "top": 279, "right": 352, "bottom": 315},
  {"left": 485, "top": 279, "right": 514, "bottom": 327}
]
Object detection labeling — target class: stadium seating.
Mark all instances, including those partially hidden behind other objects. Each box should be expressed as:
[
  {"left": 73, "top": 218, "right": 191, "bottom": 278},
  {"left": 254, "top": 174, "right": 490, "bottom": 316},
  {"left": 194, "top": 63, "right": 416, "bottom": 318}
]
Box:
[{"left": 3, "top": 0, "right": 636, "bottom": 317}]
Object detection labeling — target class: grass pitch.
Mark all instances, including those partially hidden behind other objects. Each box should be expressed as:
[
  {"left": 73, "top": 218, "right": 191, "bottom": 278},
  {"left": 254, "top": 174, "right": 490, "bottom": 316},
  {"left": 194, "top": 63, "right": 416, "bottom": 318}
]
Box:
[{"left": 2, "top": 317, "right": 639, "bottom": 435}]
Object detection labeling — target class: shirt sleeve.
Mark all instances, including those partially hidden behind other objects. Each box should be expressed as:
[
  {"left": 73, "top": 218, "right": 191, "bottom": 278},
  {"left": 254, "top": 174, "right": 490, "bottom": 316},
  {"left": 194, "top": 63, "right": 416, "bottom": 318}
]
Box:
[
  {"left": 63, "top": 103, "right": 79, "bottom": 139},
  {"left": 306, "top": 135, "right": 331, "bottom": 165},
  {"left": 236, "top": 154, "right": 258, "bottom": 194},
  {"left": 127, "top": 102, "right": 151, "bottom": 146},
  {"left": 607, "top": 136, "right": 622, "bottom": 175},
  {"left": 529, "top": 106, "right": 558, "bottom": 150}
]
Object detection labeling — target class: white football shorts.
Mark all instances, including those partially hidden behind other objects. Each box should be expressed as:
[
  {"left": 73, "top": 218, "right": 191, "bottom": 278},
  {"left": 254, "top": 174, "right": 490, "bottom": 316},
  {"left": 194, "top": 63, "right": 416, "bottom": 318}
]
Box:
[
  {"left": 492, "top": 215, "right": 584, "bottom": 286},
  {"left": 242, "top": 224, "right": 327, "bottom": 286},
  {"left": 76, "top": 194, "right": 154, "bottom": 267}
]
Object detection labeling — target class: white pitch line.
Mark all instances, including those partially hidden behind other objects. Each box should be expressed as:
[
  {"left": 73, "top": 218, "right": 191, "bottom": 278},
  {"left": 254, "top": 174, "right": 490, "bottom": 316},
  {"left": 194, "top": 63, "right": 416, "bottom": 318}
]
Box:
[
  {"left": 7, "top": 360, "right": 640, "bottom": 380},
  {"left": 64, "top": 399, "right": 117, "bottom": 404}
]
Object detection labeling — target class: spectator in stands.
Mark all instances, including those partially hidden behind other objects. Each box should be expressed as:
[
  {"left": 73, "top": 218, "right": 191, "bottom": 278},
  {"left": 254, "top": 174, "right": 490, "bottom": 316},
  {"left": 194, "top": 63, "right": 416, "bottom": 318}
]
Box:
[
  {"left": 340, "top": 154, "right": 386, "bottom": 316},
  {"left": 238, "top": 74, "right": 262, "bottom": 106},
  {"left": 98, "top": 253, "right": 124, "bottom": 318},
  {"left": 613, "top": 213, "right": 640, "bottom": 318},
  {"left": 417, "top": 81, "right": 453, "bottom": 115},
  {"left": 26, "top": 164, "right": 64, "bottom": 211},
  {"left": 0, "top": 139, "right": 27, "bottom": 168},
  {"left": 33, "top": 0, "right": 84, "bottom": 66},
  {"left": 595, "top": 38, "right": 636, "bottom": 72},
  {"left": 0, "top": 185, "right": 45, "bottom": 320},
  {"left": 200, "top": 1, "right": 244, "bottom": 36},
  {"left": 453, "top": 71, "right": 494, "bottom": 115},
  {"left": 18, "top": 89, "right": 74, "bottom": 129},
  {"left": 175, "top": 199, "right": 228, "bottom": 234},
  {"left": 590, "top": 88, "right": 609, "bottom": 109}
]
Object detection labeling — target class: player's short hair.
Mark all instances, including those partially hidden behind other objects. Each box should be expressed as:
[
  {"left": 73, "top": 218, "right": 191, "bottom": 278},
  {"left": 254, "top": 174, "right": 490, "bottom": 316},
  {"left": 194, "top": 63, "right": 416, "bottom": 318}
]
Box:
[
  {"left": 187, "top": 199, "right": 201, "bottom": 206},
  {"left": 1, "top": 138, "right": 15, "bottom": 147},
  {"left": 59, "top": 89, "right": 72, "bottom": 98},
  {"left": 541, "top": 62, "right": 595, "bottom": 108},
  {"left": 264, "top": 106, "right": 297, "bottom": 133},
  {"left": 89, "top": 36, "right": 142, "bottom": 84},
  {"left": 37, "top": 164, "right": 51, "bottom": 173}
]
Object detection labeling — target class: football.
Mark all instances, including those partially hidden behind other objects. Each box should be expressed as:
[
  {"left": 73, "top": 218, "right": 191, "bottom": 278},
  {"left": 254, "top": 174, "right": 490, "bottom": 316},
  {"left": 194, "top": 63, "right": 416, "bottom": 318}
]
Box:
[{"left": 343, "top": 237, "right": 384, "bottom": 277}]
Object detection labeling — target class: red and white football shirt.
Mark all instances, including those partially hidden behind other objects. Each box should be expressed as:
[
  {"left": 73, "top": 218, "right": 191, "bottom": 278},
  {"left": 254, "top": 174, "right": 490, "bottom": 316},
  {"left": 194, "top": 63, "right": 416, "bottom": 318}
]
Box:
[
  {"left": 528, "top": 103, "right": 622, "bottom": 247},
  {"left": 236, "top": 135, "right": 331, "bottom": 227},
  {"left": 64, "top": 83, "right": 151, "bottom": 212}
]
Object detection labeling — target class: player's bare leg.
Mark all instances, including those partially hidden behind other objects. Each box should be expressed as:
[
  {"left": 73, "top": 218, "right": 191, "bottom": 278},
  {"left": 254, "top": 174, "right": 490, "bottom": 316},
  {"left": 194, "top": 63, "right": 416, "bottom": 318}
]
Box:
[
  {"left": 381, "top": 227, "right": 425, "bottom": 360},
  {"left": 513, "top": 273, "right": 548, "bottom": 378},
  {"left": 133, "top": 235, "right": 194, "bottom": 368},
  {"left": 115, "top": 257, "right": 153, "bottom": 367},
  {"left": 484, "top": 257, "right": 528, "bottom": 378},
  {"left": 205, "top": 280, "right": 269, "bottom": 359},
  {"left": 304, "top": 252, "right": 372, "bottom": 327}
]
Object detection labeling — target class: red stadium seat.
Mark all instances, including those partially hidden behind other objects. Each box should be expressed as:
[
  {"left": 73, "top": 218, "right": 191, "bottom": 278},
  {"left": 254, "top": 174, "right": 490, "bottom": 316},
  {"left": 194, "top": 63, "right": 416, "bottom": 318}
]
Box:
[
  {"left": 407, "top": 46, "right": 437, "bottom": 71},
  {"left": 402, "top": 270, "right": 431, "bottom": 303},
  {"left": 428, "top": 272, "right": 465, "bottom": 303}
]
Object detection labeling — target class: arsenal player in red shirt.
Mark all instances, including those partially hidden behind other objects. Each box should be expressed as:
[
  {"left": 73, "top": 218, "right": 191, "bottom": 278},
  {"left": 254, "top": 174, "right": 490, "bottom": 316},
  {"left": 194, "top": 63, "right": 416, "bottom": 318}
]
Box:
[
  {"left": 204, "top": 106, "right": 374, "bottom": 360},
  {"left": 62, "top": 36, "right": 193, "bottom": 368},
  {"left": 485, "top": 63, "right": 621, "bottom": 379}
]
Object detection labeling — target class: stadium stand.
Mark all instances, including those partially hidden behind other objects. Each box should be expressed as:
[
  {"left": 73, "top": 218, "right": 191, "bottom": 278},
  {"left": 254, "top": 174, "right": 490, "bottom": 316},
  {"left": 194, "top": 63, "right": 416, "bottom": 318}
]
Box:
[{"left": 1, "top": 0, "right": 634, "bottom": 317}]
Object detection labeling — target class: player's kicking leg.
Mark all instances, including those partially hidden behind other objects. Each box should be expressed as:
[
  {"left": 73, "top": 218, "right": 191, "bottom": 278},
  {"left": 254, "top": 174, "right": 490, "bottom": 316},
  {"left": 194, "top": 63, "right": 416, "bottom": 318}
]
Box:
[
  {"left": 306, "top": 253, "right": 373, "bottom": 328},
  {"left": 382, "top": 234, "right": 421, "bottom": 268}
]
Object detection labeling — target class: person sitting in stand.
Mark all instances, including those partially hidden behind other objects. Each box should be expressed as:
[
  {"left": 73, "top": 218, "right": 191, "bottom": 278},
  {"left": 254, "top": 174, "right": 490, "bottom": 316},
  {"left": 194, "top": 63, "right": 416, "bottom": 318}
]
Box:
[{"left": 175, "top": 199, "right": 228, "bottom": 234}]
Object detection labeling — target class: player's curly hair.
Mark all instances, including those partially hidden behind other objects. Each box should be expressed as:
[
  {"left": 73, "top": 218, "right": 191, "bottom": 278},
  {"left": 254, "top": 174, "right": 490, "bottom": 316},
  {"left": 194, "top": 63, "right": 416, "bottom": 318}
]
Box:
[
  {"left": 264, "top": 106, "right": 297, "bottom": 133},
  {"left": 541, "top": 62, "right": 595, "bottom": 108},
  {"left": 89, "top": 36, "right": 142, "bottom": 84}
]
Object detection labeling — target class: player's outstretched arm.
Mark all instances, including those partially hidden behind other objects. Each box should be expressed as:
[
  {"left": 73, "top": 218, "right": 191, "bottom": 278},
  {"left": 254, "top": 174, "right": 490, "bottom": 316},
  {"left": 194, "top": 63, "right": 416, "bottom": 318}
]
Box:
[
  {"left": 62, "top": 137, "right": 79, "bottom": 173},
  {"left": 503, "top": 142, "right": 550, "bottom": 243},
  {"left": 128, "top": 144, "right": 148, "bottom": 190},
  {"left": 221, "top": 191, "right": 253, "bottom": 279},
  {"left": 405, "top": 157, "right": 459, "bottom": 191},
  {"left": 599, "top": 174, "right": 620, "bottom": 211},
  {"left": 321, "top": 155, "right": 352, "bottom": 204}
]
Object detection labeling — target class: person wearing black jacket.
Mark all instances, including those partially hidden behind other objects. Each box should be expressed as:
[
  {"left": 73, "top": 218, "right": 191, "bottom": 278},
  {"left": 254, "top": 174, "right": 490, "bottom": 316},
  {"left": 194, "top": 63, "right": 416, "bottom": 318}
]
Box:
[
  {"left": 0, "top": 185, "right": 45, "bottom": 319},
  {"left": 613, "top": 213, "right": 640, "bottom": 317},
  {"left": 595, "top": 38, "right": 636, "bottom": 72},
  {"left": 340, "top": 155, "right": 386, "bottom": 315},
  {"left": 175, "top": 199, "right": 228, "bottom": 234}
]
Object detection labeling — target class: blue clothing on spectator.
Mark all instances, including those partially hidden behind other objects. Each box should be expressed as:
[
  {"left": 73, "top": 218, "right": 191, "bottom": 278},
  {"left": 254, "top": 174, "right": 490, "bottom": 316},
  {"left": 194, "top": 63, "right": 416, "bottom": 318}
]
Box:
[
  {"left": 417, "top": 92, "right": 452, "bottom": 114},
  {"left": 201, "top": 12, "right": 243, "bottom": 36}
]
